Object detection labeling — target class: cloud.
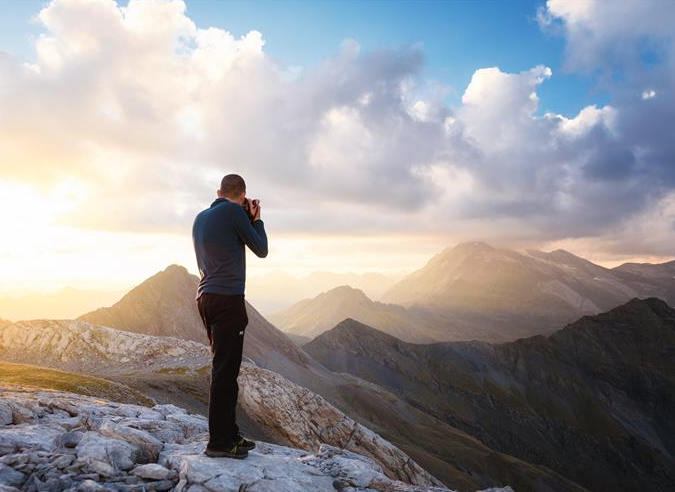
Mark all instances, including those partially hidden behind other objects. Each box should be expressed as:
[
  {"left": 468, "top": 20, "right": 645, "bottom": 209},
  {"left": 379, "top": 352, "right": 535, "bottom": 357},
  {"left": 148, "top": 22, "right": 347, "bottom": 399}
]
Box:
[{"left": 0, "top": 0, "right": 673, "bottom": 259}]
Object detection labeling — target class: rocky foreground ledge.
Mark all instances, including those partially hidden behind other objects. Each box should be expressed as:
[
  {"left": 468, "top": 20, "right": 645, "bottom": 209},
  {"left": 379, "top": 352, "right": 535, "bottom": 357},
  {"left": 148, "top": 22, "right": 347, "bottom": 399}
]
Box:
[{"left": 0, "top": 384, "right": 514, "bottom": 492}]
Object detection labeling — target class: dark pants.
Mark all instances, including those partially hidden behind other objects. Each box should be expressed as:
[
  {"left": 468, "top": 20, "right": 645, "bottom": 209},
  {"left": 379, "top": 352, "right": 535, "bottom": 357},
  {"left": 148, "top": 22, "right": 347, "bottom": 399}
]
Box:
[{"left": 196, "top": 292, "right": 249, "bottom": 448}]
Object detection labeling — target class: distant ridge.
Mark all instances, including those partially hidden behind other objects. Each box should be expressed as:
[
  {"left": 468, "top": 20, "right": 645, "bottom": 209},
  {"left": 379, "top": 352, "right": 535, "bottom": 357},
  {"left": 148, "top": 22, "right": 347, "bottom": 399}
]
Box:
[{"left": 269, "top": 285, "right": 440, "bottom": 343}]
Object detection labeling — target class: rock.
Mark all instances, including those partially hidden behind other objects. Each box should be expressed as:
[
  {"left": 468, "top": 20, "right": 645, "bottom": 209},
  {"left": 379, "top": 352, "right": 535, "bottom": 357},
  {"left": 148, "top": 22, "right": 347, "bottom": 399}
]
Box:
[
  {"left": 238, "top": 364, "right": 445, "bottom": 487},
  {"left": 0, "top": 319, "right": 210, "bottom": 375},
  {"left": 56, "top": 430, "right": 84, "bottom": 448},
  {"left": 130, "top": 463, "right": 176, "bottom": 480},
  {"left": 52, "top": 454, "right": 75, "bottom": 469},
  {"left": 165, "top": 414, "right": 208, "bottom": 439},
  {"left": 0, "top": 402, "right": 12, "bottom": 425},
  {"left": 152, "top": 404, "right": 187, "bottom": 418},
  {"left": 0, "top": 382, "right": 515, "bottom": 492},
  {"left": 0, "top": 424, "right": 62, "bottom": 453},
  {"left": 114, "top": 418, "right": 185, "bottom": 444},
  {"left": 77, "top": 479, "right": 107, "bottom": 492},
  {"left": 99, "top": 422, "right": 163, "bottom": 461},
  {"left": 146, "top": 479, "right": 175, "bottom": 491},
  {"left": 76, "top": 431, "right": 141, "bottom": 472},
  {"left": 88, "top": 459, "right": 117, "bottom": 477},
  {"left": 0, "top": 463, "right": 24, "bottom": 487},
  {"left": 7, "top": 402, "right": 34, "bottom": 424}
]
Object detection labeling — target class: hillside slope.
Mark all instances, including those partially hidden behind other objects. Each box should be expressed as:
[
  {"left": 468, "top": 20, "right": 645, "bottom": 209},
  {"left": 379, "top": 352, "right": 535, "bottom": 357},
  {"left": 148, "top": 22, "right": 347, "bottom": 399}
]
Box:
[{"left": 304, "top": 298, "right": 675, "bottom": 492}]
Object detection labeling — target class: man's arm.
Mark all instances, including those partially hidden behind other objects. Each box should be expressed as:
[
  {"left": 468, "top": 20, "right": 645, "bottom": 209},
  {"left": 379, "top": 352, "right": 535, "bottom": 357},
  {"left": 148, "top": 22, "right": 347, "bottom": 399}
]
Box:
[{"left": 233, "top": 206, "right": 268, "bottom": 258}]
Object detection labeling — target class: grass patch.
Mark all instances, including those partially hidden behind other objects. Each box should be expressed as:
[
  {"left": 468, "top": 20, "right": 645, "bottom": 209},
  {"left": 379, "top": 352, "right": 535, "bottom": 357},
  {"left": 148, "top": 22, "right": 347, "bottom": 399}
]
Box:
[{"left": 0, "top": 361, "right": 154, "bottom": 407}]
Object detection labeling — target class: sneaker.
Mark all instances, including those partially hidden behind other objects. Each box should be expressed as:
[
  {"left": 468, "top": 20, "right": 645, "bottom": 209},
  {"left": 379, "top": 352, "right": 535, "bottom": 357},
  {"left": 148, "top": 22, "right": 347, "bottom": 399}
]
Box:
[
  {"left": 233, "top": 433, "right": 256, "bottom": 451},
  {"left": 204, "top": 442, "right": 248, "bottom": 459}
]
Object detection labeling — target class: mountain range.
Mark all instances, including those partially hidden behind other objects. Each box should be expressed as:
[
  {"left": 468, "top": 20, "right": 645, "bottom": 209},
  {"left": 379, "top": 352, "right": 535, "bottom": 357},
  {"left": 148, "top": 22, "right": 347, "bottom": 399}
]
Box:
[
  {"left": 272, "top": 241, "right": 675, "bottom": 342},
  {"left": 0, "top": 264, "right": 590, "bottom": 491},
  {"left": 303, "top": 297, "right": 675, "bottom": 492},
  {"left": 3, "top": 243, "right": 674, "bottom": 492}
]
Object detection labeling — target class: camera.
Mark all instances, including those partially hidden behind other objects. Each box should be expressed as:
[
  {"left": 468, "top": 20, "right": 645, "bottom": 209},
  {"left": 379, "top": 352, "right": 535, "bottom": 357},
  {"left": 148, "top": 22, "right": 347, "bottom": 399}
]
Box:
[{"left": 242, "top": 198, "right": 259, "bottom": 221}]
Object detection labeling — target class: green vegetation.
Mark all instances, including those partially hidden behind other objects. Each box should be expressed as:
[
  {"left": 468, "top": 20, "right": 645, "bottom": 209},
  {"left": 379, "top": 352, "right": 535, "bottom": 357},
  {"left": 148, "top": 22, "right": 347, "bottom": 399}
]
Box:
[{"left": 0, "top": 362, "right": 154, "bottom": 406}]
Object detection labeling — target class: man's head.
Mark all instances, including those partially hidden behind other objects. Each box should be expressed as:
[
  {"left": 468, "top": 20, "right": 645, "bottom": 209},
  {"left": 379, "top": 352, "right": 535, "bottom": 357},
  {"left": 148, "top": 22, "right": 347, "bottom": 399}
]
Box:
[{"left": 217, "top": 174, "right": 246, "bottom": 204}]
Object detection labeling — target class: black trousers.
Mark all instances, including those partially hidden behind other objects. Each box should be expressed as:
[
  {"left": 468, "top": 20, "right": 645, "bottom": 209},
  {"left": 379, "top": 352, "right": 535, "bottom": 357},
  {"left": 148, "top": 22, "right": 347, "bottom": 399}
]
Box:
[{"left": 196, "top": 292, "right": 249, "bottom": 448}]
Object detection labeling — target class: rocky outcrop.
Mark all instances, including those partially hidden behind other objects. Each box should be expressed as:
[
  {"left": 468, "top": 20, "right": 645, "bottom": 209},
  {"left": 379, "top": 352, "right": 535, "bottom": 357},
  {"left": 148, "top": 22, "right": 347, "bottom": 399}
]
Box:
[
  {"left": 0, "top": 319, "right": 210, "bottom": 376},
  {"left": 0, "top": 384, "right": 515, "bottom": 492},
  {"left": 238, "top": 364, "right": 442, "bottom": 487}
]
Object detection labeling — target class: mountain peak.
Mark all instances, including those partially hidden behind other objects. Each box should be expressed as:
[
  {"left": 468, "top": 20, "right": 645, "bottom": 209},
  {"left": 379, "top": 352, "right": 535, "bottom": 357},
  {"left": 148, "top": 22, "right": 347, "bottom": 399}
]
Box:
[
  {"left": 451, "top": 241, "right": 495, "bottom": 253},
  {"left": 319, "top": 285, "right": 371, "bottom": 302},
  {"left": 308, "top": 316, "right": 403, "bottom": 350},
  {"left": 160, "top": 264, "right": 191, "bottom": 277}
]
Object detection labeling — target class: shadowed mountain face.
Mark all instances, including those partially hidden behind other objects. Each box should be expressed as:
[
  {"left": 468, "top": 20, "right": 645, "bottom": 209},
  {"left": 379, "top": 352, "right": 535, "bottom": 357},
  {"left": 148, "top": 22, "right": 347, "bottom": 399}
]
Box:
[{"left": 304, "top": 298, "right": 675, "bottom": 492}]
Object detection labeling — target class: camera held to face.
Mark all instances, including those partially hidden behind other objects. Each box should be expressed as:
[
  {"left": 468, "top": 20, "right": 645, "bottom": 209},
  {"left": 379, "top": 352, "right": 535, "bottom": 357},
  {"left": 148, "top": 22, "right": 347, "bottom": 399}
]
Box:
[{"left": 242, "top": 197, "right": 259, "bottom": 222}]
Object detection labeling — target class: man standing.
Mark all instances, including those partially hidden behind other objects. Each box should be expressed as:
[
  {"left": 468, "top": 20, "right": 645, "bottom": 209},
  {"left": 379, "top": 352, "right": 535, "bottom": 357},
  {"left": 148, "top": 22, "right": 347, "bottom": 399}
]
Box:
[{"left": 192, "top": 174, "right": 268, "bottom": 459}]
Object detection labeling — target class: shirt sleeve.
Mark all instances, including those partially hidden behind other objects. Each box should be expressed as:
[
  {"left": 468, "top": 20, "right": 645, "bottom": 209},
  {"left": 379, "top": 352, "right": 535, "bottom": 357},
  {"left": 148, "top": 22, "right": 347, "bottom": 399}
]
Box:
[{"left": 233, "top": 206, "right": 268, "bottom": 258}]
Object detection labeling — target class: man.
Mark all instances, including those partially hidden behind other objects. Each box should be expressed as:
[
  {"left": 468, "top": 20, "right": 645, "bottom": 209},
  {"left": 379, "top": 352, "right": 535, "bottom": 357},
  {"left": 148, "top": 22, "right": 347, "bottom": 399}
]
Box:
[{"left": 192, "top": 173, "right": 268, "bottom": 459}]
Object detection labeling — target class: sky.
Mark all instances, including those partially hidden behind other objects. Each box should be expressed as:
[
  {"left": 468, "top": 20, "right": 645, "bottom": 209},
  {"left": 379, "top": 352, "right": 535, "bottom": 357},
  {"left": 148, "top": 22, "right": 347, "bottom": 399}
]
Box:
[{"left": 0, "top": 0, "right": 674, "bottom": 296}]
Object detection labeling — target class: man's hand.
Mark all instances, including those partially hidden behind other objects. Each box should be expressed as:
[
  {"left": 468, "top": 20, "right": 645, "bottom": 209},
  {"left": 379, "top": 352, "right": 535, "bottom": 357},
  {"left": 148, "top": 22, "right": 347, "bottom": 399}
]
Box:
[{"left": 248, "top": 198, "right": 261, "bottom": 222}]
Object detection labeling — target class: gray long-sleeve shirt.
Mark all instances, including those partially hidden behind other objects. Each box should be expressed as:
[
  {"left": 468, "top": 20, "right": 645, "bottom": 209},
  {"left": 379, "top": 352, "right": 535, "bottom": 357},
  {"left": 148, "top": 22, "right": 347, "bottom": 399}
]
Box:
[{"left": 192, "top": 197, "right": 268, "bottom": 299}]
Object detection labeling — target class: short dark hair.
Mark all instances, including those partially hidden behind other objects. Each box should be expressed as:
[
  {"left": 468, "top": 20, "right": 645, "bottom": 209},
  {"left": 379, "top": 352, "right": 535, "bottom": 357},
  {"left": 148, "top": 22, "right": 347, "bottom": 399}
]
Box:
[{"left": 220, "top": 174, "right": 246, "bottom": 198}]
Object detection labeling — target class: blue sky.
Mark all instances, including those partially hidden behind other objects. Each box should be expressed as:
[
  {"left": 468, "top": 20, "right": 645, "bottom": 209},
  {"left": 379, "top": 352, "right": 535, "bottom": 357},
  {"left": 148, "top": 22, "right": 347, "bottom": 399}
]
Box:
[{"left": 0, "top": 0, "right": 607, "bottom": 117}]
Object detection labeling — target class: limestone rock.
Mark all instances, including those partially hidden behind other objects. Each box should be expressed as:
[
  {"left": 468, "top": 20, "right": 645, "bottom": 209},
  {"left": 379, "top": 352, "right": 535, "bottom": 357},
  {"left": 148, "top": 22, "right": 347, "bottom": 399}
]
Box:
[
  {"left": 0, "top": 383, "right": 514, "bottom": 492},
  {"left": 238, "top": 363, "right": 443, "bottom": 487}
]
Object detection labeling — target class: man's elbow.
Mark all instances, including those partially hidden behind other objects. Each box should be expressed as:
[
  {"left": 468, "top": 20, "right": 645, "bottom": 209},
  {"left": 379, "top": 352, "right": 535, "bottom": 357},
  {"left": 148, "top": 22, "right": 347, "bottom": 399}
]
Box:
[{"left": 256, "top": 245, "right": 268, "bottom": 258}]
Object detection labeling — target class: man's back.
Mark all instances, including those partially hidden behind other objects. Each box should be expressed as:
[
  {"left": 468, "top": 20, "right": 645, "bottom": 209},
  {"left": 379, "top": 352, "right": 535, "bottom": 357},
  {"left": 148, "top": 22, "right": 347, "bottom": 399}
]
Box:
[{"left": 192, "top": 197, "right": 268, "bottom": 300}]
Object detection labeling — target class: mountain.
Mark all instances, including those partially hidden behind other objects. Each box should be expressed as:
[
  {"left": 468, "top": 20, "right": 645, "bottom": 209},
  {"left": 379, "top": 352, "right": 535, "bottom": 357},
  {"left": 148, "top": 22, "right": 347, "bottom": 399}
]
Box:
[
  {"left": 0, "top": 286, "right": 124, "bottom": 322},
  {"left": 2, "top": 279, "right": 589, "bottom": 491},
  {"left": 0, "top": 384, "right": 478, "bottom": 492},
  {"left": 377, "top": 241, "right": 664, "bottom": 341},
  {"left": 304, "top": 298, "right": 675, "bottom": 492},
  {"left": 0, "top": 318, "right": 444, "bottom": 487},
  {"left": 246, "top": 269, "right": 401, "bottom": 315},
  {"left": 611, "top": 259, "right": 675, "bottom": 305},
  {"left": 268, "top": 285, "right": 441, "bottom": 343},
  {"left": 78, "top": 265, "right": 208, "bottom": 343},
  {"left": 272, "top": 242, "right": 671, "bottom": 344},
  {"left": 76, "top": 264, "right": 325, "bottom": 386}
]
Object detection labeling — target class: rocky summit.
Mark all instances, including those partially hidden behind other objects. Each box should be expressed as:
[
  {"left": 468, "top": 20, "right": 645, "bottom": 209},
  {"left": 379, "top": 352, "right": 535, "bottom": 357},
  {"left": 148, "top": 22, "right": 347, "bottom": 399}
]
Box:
[{"left": 0, "top": 384, "right": 514, "bottom": 492}]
